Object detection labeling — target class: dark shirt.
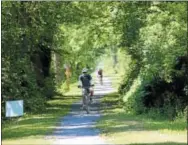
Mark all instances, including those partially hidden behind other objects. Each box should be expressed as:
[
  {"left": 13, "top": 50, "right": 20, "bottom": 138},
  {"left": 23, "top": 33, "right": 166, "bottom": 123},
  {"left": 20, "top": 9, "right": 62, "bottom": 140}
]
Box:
[
  {"left": 79, "top": 74, "right": 92, "bottom": 88},
  {"left": 98, "top": 69, "right": 103, "bottom": 76}
]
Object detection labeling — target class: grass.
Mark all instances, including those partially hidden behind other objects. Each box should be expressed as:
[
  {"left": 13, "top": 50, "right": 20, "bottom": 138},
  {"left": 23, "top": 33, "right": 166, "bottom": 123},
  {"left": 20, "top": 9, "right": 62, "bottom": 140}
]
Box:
[
  {"left": 2, "top": 82, "right": 81, "bottom": 145},
  {"left": 96, "top": 93, "right": 187, "bottom": 145},
  {"left": 96, "top": 51, "right": 187, "bottom": 144}
]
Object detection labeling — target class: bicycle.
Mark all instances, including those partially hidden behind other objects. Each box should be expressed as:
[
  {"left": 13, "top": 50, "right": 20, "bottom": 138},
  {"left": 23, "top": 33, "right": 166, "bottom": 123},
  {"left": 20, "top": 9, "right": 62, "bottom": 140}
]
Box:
[
  {"left": 78, "top": 84, "right": 94, "bottom": 114},
  {"left": 98, "top": 74, "right": 103, "bottom": 85}
]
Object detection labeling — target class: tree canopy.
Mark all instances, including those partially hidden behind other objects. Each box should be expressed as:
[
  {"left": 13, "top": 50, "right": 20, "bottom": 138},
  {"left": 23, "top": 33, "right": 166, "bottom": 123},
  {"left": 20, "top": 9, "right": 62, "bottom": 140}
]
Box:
[{"left": 2, "top": 1, "right": 187, "bottom": 120}]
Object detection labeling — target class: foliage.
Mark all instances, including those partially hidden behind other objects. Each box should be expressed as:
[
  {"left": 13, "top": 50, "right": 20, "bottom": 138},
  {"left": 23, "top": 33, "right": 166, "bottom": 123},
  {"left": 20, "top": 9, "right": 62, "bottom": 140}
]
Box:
[
  {"left": 1, "top": 1, "right": 121, "bottom": 117},
  {"left": 1, "top": 1, "right": 77, "bottom": 118},
  {"left": 119, "top": 2, "right": 187, "bottom": 119},
  {"left": 2, "top": 1, "right": 187, "bottom": 120}
]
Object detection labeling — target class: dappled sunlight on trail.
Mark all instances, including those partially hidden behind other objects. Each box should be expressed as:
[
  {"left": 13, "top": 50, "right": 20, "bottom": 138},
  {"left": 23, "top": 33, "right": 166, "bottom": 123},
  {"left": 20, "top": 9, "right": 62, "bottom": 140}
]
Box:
[
  {"left": 93, "top": 76, "right": 116, "bottom": 95},
  {"left": 46, "top": 73, "right": 119, "bottom": 145}
]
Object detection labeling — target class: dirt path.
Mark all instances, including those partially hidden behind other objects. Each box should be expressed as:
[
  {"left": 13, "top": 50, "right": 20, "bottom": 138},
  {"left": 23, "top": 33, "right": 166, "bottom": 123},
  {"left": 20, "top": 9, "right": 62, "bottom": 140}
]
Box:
[{"left": 47, "top": 76, "right": 115, "bottom": 144}]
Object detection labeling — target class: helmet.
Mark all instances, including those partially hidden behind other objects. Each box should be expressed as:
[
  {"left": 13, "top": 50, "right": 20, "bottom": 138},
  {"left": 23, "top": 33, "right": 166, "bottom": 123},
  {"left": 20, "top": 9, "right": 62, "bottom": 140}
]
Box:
[{"left": 82, "top": 68, "right": 88, "bottom": 73}]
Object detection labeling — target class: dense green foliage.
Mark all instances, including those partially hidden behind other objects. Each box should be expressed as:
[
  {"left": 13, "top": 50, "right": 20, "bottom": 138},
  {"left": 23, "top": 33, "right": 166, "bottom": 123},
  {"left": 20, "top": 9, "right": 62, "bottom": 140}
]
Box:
[
  {"left": 1, "top": 1, "right": 118, "bottom": 118},
  {"left": 2, "top": 1, "right": 81, "bottom": 117},
  {"left": 118, "top": 2, "right": 188, "bottom": 119},
  {"left": 2, "top": 1, "right": 187, "bottom": 120}
]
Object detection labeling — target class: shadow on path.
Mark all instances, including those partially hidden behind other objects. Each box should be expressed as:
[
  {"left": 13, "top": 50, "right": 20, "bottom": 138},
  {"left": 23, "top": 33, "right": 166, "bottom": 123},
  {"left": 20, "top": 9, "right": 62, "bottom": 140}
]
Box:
[{"left": 47, "top": 75, "right": 118, "bottom": 144}]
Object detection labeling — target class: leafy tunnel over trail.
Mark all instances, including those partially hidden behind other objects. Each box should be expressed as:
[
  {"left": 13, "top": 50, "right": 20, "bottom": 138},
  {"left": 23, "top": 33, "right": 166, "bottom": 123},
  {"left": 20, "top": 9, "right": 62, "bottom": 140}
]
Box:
[{"left": 1, "top": 1, "right": 188, "bottom": 120}]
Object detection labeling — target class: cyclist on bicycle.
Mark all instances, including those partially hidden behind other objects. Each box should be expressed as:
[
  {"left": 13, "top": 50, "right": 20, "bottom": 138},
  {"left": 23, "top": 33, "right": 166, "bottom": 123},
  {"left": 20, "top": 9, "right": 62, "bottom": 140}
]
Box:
[
  {"left": 98, "top": 68, "right": 103, "bottom": 85},
  {"left": 78, "top": 68, "right": 94, "bottom": 109}
]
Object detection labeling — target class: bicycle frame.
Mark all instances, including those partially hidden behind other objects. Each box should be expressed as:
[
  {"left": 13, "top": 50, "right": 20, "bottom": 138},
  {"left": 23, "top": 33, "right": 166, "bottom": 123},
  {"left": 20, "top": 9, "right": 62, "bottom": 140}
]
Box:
[
  {"left": 98, "top": 75, "right": 103, "bottom": 85},
  {"left": 78, "top": 84, "right": 94, "bottom": 114},
  {"left": 82, "top": 87, "right": 90, "bottom": 113}
]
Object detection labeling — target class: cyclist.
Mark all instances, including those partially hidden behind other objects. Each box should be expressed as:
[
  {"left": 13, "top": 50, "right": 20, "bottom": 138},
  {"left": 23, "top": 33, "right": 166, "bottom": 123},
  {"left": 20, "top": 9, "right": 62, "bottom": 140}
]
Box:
[
  {"left": 98, "top": 68, "right": 103, "bottom": 85},
  {"left": 78, "top": 68, "right": 94, "bottom": 109}
]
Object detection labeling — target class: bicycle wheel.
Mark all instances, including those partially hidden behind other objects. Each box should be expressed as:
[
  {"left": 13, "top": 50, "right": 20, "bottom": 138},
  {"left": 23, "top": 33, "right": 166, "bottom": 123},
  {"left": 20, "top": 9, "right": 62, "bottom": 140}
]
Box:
[
  {"left": 82, "top": 89, "right": 89, "bottom": 113},
  {"left": 83, "top": 95, "right": 89, "bottom": 114}
]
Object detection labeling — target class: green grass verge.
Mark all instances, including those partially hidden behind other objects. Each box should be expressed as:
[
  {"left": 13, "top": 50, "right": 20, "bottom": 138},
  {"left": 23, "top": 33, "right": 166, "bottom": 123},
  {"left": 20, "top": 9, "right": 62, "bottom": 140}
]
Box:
[
  {"left": 96, "top": 93, "right": 187, "bottom": 145},
  {"left": 2, "top": 83, "right": 81, "bottom": 145}
]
